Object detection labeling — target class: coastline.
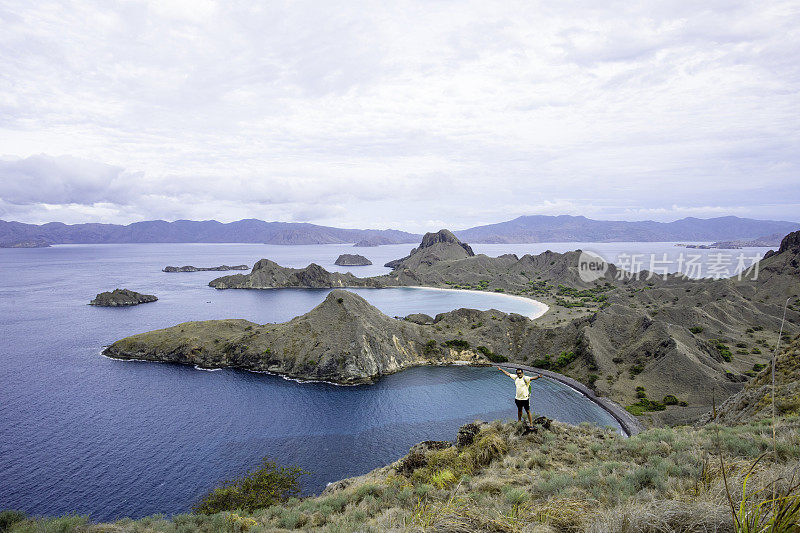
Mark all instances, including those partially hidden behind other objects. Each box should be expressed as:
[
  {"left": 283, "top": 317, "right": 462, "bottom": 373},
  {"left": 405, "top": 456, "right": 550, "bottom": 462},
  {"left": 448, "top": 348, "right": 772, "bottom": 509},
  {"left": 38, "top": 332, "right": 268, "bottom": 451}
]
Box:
[
  {"left": 103, "top": 348, "right": 632, "bottom": 437},
  {"left": 404, "top": 285, "right": 549, "bottom": 319},
  {"left": 206, "top": 284, "right": 550, "bottom": 320}
]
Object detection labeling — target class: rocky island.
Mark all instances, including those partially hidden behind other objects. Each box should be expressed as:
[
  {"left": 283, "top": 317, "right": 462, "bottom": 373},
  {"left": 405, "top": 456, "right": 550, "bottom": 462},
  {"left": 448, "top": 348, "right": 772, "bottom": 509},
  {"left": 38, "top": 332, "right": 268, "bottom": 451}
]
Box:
[
  {"left": 0, "top": 240, "right": 51, "bottom": 248},
  {"left": 353, "top": 236, "right": 394, "bottom": 247},
  {"left": 90, "top": 289, "right": 158, "bottom": 307},
  {"left": 334, "top": 254, "right": 372, "bottom": 266},
  {"left": 163, "top": 264, "right": 248, "bottom": 272},
  {"left": 676, "top": 232, "right": 785, "bottom": 250},
  {"left": 208, "top": 259, "right": 384, "bottom": 289},
  {"left": 104, "top": 290, "right": 494, "bottom": 383}
]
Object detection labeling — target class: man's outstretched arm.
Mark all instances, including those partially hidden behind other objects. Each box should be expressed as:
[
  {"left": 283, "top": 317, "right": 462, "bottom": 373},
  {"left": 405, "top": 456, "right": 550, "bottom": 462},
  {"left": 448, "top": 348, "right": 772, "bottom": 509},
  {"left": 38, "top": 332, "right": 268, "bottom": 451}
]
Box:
[
  {"left": 497, "top": 366, "right": 513, "bottom": 377},
  {"left": 526, "top": 373, "right": 544, "bottom": 383}
]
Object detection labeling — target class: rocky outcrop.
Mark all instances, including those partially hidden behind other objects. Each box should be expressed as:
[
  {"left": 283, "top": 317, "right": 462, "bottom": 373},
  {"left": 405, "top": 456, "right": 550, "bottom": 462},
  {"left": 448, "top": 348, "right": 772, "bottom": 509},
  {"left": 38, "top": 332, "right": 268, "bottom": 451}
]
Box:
[
  {"left": 737, "top": 229, "right": 800, "bottom": 304},
  {"left": 334, "top": 254, "right": 372, "bottom": 266},
  {"left": 385, "top": 229, "right": 475, "bottom": 269},
  {"left": 209, "top": 259, "right": 384, "bottom": 289},
  {"left": 420, "top": 229, "right": 475, "bottom": 255},
  {"left": 763, "top": 230, "right": 800, "bottom": 259},
  {"left": 778, "top": 230, "right": 800, "bottom": 254},
  {"left": 405, "top": 313, "right": 434, "bottom": 325},
  {"left": 103, "top": 290, "right": 490, "bottom": 383},
  {"left": 456, "top": 422, "right": 485, "bottom": 448},
  {"left": 90, "top": 289, "right": 157, "bottom": 307},
  {"left": 384, "top": 258, "right": 404, "bottom": 269},
  {"left": 163, "top": 265, "right": 248, "bottom": 272}
]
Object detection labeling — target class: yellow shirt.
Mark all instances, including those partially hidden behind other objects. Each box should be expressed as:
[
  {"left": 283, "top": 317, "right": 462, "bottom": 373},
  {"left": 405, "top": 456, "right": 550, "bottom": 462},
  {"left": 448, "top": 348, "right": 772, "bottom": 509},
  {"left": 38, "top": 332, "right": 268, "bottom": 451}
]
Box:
[{"left": 514, "top": 376, "right": 532, "bottom": 400}]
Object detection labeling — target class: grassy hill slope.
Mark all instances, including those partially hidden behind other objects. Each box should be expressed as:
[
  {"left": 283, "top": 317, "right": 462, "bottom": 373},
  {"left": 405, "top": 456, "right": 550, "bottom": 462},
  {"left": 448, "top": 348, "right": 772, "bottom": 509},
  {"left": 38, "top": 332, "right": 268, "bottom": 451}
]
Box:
[{"left": 6, "top": 417, "right": 797, "bottom": 532}]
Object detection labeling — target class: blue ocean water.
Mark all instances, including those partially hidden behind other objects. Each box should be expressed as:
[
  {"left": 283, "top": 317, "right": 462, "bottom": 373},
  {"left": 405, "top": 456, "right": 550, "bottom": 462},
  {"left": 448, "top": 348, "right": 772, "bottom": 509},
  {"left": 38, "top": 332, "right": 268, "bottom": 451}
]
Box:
[{"left": 0, "top": 243, "right": 624, "bottom": 520}]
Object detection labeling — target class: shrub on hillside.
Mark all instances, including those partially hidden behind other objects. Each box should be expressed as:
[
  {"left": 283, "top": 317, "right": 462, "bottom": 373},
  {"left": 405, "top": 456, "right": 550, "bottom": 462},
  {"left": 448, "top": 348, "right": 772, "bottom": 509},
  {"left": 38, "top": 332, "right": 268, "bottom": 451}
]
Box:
[
  {"left": 0, "top": 510, "right": 27, "bottom": 531},
  {"left": 193, "top": 458, "right": 307, "bottom": 514},
  {"left": 532, "top": 351, "right": 576, "bottom": 371},
  {"left": 476, "top": 345, "right": 507, "bottom": 363},
  {"left": 555, "top": 351, "right": 576, "bottom": 368},
  {"left": 712, "top": 340, "right": 733, "bottom": 362},
  {"left": 629, "top": 364, "right": 644, "bottom": 377},
  {"left": 626, "top": 398, "right": 666, "bottom": 415},
  {"left": 662, "top": 395, "right": 679, "bottom": 406},
  {"left": 444, "top": 339, "right": 470, "bottom": 350}
]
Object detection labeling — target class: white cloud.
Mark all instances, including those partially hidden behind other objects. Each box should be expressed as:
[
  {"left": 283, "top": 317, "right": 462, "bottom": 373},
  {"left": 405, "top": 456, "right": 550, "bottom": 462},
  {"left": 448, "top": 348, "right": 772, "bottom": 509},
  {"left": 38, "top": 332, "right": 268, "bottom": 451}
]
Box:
[
  {"left": 0, "top": 155, "right": 141, "bottom": 205},
  {"left": 0, "top": 0, "right": 798, "bottom": 231}
]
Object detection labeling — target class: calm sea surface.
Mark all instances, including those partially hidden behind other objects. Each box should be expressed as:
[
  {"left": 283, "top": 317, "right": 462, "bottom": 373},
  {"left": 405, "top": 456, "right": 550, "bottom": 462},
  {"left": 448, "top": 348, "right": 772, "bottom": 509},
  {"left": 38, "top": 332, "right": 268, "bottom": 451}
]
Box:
[{"left": 0, "top": 241, "right": 766, "bottom": 520}]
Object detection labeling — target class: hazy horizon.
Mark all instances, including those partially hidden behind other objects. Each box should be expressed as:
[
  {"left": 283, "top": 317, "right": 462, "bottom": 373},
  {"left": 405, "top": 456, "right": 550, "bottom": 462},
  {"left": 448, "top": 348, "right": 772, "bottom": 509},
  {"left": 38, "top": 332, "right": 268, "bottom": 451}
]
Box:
[
  {"left": 3, "top": 212, "right": 800, "bottom": 234},
  {"left": 1, "top": 1, "right": 799, "bottom": 232}
]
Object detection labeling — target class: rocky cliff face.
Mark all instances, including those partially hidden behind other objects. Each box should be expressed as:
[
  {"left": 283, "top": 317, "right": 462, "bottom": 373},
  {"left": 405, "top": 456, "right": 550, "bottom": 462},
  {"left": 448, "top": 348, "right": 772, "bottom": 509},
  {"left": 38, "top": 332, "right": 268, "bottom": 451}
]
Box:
[
  {"left": 209, "top": 259, "right": 384, "bottom": 289},
  {"left": 778, "top": 230, "right": 800, "bottom": 254},
  {"left": 737, "top": 229, "right": 800, "bottom": 309},
  {"left": 90, "top": 289, "right": 157, "bottom": 306}
]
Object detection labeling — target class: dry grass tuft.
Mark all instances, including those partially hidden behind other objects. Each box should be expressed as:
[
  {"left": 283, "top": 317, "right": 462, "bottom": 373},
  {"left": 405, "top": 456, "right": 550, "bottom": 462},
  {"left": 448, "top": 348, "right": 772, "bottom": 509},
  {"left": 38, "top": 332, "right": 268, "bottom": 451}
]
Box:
[
  {"left": 585, "top": 499, "right": 732, "bottom": 533},
  {"left": 475, "top": 430, "right": 508, "bottom": 467},
  {"left": 411, "top": 497, "right": 518, "bottom": 533},
  {"left": 524, "top": 497, "right": 596, "bottom": 531}
]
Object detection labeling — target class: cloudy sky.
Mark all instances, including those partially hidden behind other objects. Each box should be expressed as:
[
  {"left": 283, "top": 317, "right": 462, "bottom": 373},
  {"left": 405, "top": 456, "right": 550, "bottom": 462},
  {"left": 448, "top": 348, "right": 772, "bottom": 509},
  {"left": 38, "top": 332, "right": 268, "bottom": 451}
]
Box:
[{"left": 1, "top": 0, "right": 798, "bottom": 231}]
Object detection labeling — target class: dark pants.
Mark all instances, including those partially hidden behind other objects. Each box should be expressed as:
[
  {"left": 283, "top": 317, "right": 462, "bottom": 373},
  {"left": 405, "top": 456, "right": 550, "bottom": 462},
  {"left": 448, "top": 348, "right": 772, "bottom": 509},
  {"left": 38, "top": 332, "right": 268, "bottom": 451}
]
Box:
[{"left": 515, "top": 398, "right": 530, "bottom": 412}]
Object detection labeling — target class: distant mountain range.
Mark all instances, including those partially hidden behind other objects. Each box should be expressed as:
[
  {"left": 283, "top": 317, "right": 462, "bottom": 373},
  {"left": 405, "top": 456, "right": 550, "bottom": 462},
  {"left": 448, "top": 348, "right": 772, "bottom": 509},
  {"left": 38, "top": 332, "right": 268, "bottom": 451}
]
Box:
[
  {"left": 1, "top": 215, "right": 797, "bottom": 247},
  {"left": 0, "top": 219, "right": 421, "bottom": 246},
  {"left": 453, "top": 215, "right": 799, "bottom": 244}
]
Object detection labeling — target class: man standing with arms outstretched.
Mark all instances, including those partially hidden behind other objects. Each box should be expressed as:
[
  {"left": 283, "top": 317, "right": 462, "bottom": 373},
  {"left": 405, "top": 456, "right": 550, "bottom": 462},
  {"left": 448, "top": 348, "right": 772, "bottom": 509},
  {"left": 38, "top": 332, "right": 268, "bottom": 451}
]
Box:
[{"left": 498, "top": 366, "right": 543, "bottom": 427}]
